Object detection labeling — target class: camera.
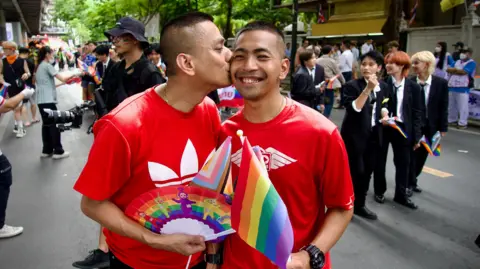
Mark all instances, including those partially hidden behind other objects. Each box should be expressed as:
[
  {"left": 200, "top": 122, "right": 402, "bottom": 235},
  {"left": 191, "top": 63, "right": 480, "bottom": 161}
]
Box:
[{"left": 43, "top": 102, "right": 93, "bottom": 132}]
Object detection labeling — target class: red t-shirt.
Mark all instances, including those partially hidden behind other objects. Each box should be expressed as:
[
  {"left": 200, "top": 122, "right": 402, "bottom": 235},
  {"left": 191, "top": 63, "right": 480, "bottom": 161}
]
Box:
[
  {"left": 74, "top": 87, "right": 221, "bottom": 269},
  {"left": 219, "top": 98, "right": 354, "bottom": 269}
]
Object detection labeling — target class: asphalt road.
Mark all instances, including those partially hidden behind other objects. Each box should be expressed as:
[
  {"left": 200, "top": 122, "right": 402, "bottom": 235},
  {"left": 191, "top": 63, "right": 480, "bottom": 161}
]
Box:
[{"left": 0, "top": 85, "right": 479, "bottom": 269}]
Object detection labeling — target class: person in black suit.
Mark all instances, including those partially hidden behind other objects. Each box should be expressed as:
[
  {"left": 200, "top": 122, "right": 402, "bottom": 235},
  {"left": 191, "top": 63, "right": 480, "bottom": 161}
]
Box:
[
  {"left": 93, "top": 45, "right": 116, "bottom": 117},
  {"left": 374, "top": 51, "right": 423, "bottom": 210},
  {"left": 341, "top": 51, "right": 389, "bottom": 220},
  {"left": 409, "top": 51, "right": 448, "bottom": 193},
  {"left": 292, "top": 49, "right": 325, "bottom": 111}
]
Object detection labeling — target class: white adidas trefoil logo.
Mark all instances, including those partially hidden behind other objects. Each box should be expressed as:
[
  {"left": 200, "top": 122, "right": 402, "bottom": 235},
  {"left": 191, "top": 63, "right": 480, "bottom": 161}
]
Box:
[
  {"left": 231, "top": 146, "right": 297, "bottom": 171},
  {"left": 148, "top": 139, "right": 214, "bottom": 188}
]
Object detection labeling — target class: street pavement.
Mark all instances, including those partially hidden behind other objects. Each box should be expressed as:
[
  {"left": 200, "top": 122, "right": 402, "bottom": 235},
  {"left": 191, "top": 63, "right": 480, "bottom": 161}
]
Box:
[{"left": 0, "top": 86, "right": 479, "bottom": 269}]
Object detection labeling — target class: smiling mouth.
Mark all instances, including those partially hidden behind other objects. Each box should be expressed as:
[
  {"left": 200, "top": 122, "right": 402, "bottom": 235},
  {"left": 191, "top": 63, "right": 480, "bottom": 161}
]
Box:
[{"left": 238, "top": 77, "right": 264, "bottom": 85}]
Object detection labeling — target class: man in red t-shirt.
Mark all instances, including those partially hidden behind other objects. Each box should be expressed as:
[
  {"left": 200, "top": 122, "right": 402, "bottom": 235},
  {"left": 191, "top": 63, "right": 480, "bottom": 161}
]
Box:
[
  {"left": 74, "top": 12, "right": 232, "bottom": 269},
  {"left": 219, "top": 22, "right": 354, "bottom": 269}
]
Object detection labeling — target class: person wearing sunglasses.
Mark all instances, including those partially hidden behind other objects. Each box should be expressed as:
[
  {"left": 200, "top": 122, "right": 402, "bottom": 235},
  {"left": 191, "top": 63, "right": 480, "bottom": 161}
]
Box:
[{"left": 340, "top": 50, "right": 390, "bottom": 220}]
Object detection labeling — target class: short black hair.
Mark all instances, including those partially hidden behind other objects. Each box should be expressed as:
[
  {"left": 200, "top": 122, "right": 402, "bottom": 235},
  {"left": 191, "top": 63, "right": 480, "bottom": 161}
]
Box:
[
  {"left": 18, "top": 47, "right": 29, "bottom": 54},
  {"left": 299, "top": 49, "right": 315, "bottom": 67},
  {"left": 387, "top": 40, "right": 399, "bottom": 48},
  {"left": 360, "top": 50, "right": 384, "bottom": 66},
  {"left": 94, "top": 45, "right": 110, "bottom": 56},
  {"left": 145, "top": 43, "right": 161, "bottom": 56},
  {"left": 236, "top": 21, "right": 285, "bottom": 42},
  {"left": 321, "top": 45, "right": 332, "bottom": 55},
  {"left": 342, "top": 40, "right": 351, "bottom": 49},
  {"left": 159, "top": 12, "right": 214, "bottom": 76},
  {"left": 235, "top": 21, "right": 286, "bottom": 58}
]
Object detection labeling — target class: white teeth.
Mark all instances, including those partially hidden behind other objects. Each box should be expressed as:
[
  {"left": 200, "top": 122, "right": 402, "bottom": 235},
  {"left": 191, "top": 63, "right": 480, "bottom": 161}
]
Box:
[{"left": 241, "top": 78, "right": 259, "bottom": 84}]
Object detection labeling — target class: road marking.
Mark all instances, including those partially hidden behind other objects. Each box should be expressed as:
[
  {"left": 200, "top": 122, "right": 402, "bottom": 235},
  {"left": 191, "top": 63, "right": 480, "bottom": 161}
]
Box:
[
  {"left": 422, "top": 166, "right": 453, "bottom": 178},
  {"left": 449, "top": 127, "right": 480, "bottom": 136}
]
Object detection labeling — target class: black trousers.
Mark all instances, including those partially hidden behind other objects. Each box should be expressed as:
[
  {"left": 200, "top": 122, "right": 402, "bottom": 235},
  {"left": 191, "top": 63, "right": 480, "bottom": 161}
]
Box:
[
  {"left": 347, "top": 128, "right": 381, "bottom": 208},
  {"left": 0, "top": 154, "right": 12, "bottom": 229},
  {"left": 374, "top": 126, "right": 411, "bottom": 198},
  {"left": 340, "top": 71, "right": 353, "bottom": 106},
  {"left": 109, "top": 252, "right": 207, "bottom": 269},
  {"left": 38, "top": 103, "right": 64, "bottom": 155}
]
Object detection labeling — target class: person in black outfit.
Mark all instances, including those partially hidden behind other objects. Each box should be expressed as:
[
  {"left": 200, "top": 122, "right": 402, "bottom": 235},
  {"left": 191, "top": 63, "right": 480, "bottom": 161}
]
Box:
[
  {"left": 92, "top": 45, "right": 116, "bottom": 117},
  {"left": 374, "top": 51, "right": 423, "bottom": 210},
  {"left": 0, "top": 41, "right": 32, "bottom": 137},
  {"left": 18, "top": 47, "right": 40, "bottom": 126},
  {"left": 72, "top": 17, "right": 165, "bottom": 269},
  {"left": 102, "top": 18, "right": 165, "bottom": 112},
  {"left": 341, "top": 51, "right": 389, "bottom": 220},
  {"left": 292, "top": 49, "right": 325, "bottom": 111},
  {"left": 409, "top": 51, "right": 448, "bottom": 193}
]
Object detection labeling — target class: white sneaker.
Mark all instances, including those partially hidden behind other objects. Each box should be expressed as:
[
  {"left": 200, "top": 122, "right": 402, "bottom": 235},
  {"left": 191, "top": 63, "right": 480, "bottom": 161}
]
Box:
[
  {"left": 52, "top": 151, "right": 70, "bottom": 159},
  {"left": 13, "top": 125, "right": 18, "bottom": 134},
  {"left": 40, "top": 153, "right": 53, "bottom": 158},
  {"left": 15, "top": 128, "right": 26, "bottom": 138},
  {"left": 0, "top": 224, "right": 24, "bottom": 239}
]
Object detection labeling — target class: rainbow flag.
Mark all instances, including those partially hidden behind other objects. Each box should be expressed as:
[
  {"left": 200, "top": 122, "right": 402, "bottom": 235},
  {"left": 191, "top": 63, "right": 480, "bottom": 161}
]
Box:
[
  {"left": 231, "top": 137, "right": 294, "bottom": 269},
  {"left": 92, "top": 70, "right": 102, "bottom": 85},
  {"left": 0, "top": 83, "right": 9, "bottom": 98},
  {"left": 386, "top": 118, "right": 408, "bottom": 139},
  {"left": 77, "top": 59, "right": 95, "bottom": 76},
  {"left": 217, "top": 85, "right": 244, "bottom": 108},
  {"left": 433, "top": 144, "right": 441, "bottom": 156},
  {"left": 326, "top": 74, "right": 340, "bottom": 89},
  {"left": 419, "top": 135, "right": 433, "bottom": 155}
]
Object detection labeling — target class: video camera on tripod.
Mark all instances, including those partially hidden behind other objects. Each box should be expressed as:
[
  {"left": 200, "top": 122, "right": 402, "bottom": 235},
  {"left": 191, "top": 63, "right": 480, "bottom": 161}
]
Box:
[{"left": 43, "top": 101, "right": 95, "bottom": 132}]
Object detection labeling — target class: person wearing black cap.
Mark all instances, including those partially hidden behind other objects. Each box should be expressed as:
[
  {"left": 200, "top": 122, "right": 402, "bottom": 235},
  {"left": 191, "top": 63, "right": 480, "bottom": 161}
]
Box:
[
  {"left": 451, "top": 41, "right": 464, "bottom": 62},
  {"left": 102, "top": 17, "right": 165, "bottom": 112}
]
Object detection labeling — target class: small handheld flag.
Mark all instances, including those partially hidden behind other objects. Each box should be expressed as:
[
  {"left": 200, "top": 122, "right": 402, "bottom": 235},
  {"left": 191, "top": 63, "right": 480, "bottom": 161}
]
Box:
[
  {"left": 419, "top": 135, "right": 434, "bottom": 155},
  {"left": 385, "top": 118, "right": 408, "bottom": 139},
  {"left": 191, "top": 137, "right": 232, "bottom": 193},
  {"left": 231, "top": 134, "right": 294, "bottom": 269}
]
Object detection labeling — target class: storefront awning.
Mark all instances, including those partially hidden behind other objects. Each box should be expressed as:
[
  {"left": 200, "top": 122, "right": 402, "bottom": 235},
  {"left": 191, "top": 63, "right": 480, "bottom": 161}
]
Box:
[{"left": 310, "top": 18, "right": 386, "bottom": 38}]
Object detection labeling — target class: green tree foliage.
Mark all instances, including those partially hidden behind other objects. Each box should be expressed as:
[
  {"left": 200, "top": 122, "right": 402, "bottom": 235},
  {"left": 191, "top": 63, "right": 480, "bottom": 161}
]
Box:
[{"left": 53, "top": 0, "right": 294, "bottom": 43}]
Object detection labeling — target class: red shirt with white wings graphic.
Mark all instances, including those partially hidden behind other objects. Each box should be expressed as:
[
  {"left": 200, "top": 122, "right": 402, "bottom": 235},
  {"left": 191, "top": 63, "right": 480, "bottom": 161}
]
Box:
[
  {"left": 220, "top": 98, "right": 354, "bottom": 269},
  {"left": 74, "top": 88, "right": 220, "bottom": 269}
]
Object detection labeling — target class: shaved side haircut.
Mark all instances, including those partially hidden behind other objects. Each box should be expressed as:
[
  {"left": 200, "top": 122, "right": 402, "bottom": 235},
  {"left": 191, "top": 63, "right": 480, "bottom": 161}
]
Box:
[
  {"left": 235, "top": 21, "right": 286, "bottom": 59},
  {"left": 159, "top": 12, "right": 214, "bottom": 76}
]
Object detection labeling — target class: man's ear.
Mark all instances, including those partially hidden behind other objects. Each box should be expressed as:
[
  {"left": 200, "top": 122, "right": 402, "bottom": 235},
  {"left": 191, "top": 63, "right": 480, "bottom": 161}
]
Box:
[
  {"left": 279, "top": 58, "right": 290, "bottom": 80},
  {"left": 175, "top": 53, "right": 195, "bottom": 76}
]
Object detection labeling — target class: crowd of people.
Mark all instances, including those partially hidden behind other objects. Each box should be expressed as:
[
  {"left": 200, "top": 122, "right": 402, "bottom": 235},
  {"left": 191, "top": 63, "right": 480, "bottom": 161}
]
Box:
[{"left": 0, "top": 10, "right": 478, "bottom": 269}]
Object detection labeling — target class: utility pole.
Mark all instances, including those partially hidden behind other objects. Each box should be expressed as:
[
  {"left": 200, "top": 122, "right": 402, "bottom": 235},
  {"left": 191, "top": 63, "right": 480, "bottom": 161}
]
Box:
[{"left": 290, "top": 0, "right": 298, "bottom": 86}]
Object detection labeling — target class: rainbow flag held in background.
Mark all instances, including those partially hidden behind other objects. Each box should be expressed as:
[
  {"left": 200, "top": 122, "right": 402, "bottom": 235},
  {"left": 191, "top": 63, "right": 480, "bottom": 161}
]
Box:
[
  {"left": 0, "top": 83, "right": 9, "bottom": 98},
  {"left": 419, "top": 135, "right": 433, "bottom": 155},
  {"left": 231, "top": 137, "right": 294, "bottom": 269},
  {"left": 433, "top": 144, "right": 441, "bottom": 156},
  {"left": 77, "top": 59, "right": 95, "bottom": 76},
  {"left": 385, "top": 118, "right": 408, "bottom": 139},
  {"left": 326, "top": 74, "right": 340, "bottom": 89},
  {"left": 92, "top": 70, "right": 102, "bottom": 85},
  {"left": 217, "top": 85, "right": 244, "bottom": 108}
]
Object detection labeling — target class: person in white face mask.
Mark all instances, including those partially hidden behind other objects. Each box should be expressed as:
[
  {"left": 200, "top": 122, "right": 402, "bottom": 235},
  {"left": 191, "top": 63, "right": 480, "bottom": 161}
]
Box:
[
  {"left": 446, "top": 47, "right": 477, "bottom": 129},
  {"left": 433, "top": 42, "right": 454, "bottom": 80},
  {"left": 35, "top": 46, "right": 81, "bottom": 159}
]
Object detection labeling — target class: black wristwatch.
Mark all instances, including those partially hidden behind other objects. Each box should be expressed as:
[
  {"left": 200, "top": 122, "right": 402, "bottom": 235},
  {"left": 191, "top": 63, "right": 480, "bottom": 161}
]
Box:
[
  {"left": 205, "top": 253, "right": 223, "bottom": 265},
  {"left": 300, "top": 244, "right": 325, "bottom": 269}
]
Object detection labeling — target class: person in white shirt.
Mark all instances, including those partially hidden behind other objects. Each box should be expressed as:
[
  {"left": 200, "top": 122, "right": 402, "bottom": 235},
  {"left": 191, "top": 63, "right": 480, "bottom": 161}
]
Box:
[
  {"left": 361, "top": 39, "right": 374, "bottom": 55},
  {"left": 0, "top": 87, "right": 35, "bottom": 239}
]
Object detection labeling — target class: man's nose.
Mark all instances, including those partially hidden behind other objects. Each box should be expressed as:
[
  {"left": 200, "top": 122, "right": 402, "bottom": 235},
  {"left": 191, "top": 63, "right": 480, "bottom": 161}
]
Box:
[{"left": 243, "top": 56, "right": 258, "bottom": 71}]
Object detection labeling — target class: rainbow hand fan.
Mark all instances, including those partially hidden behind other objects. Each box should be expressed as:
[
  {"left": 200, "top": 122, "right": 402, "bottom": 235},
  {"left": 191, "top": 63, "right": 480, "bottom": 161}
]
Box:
[{"left": 125, "top": 185, "right": 235, "bottom": 242}]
